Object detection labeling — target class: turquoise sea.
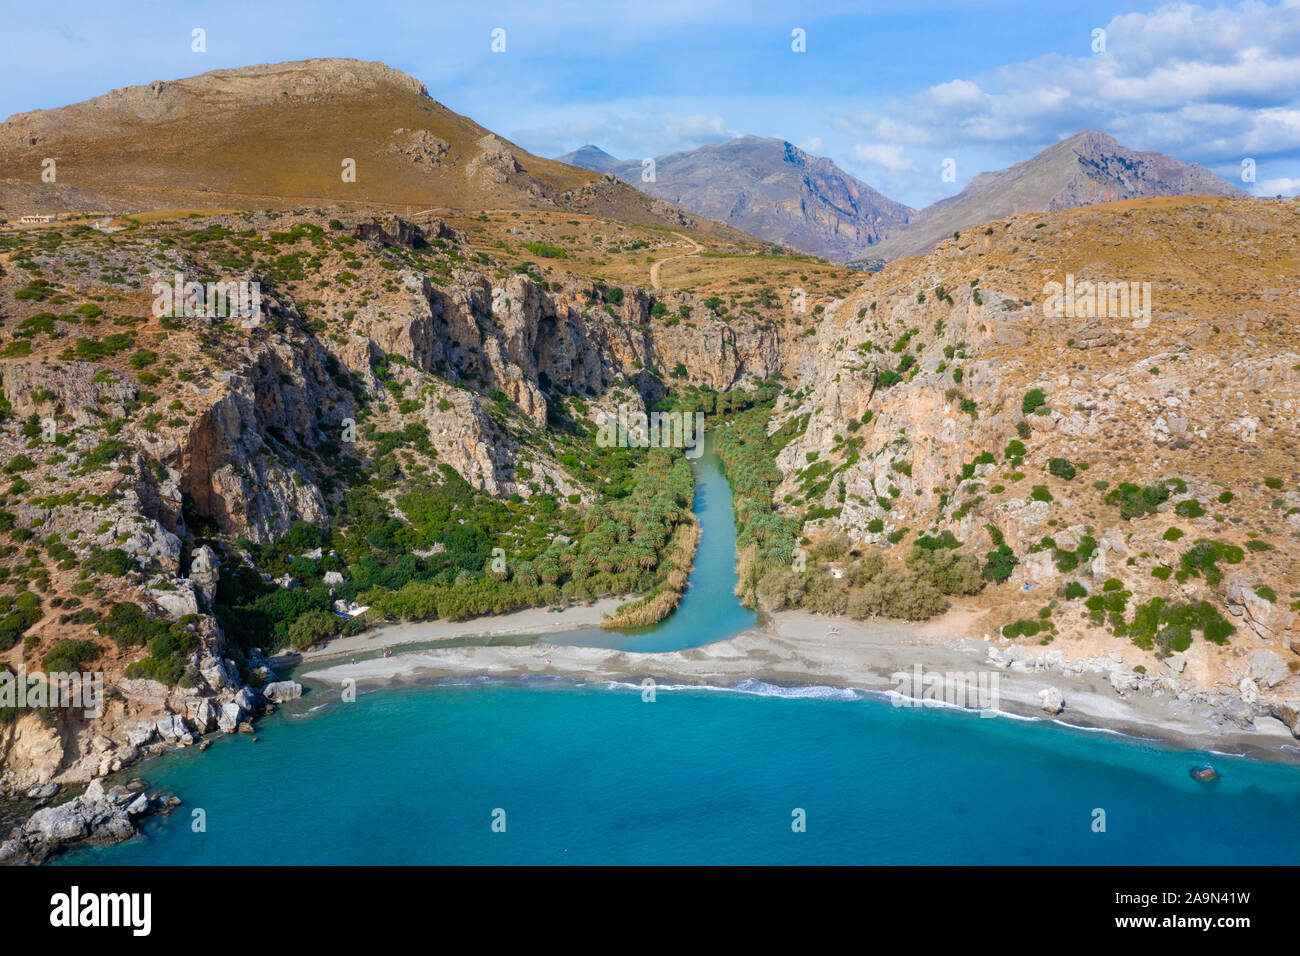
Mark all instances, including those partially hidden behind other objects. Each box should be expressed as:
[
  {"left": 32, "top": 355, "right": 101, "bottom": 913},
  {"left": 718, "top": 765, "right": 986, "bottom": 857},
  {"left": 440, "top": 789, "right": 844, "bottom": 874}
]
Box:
[{"left": 61, "top": 434, "right": 1300, "bottom": 865}]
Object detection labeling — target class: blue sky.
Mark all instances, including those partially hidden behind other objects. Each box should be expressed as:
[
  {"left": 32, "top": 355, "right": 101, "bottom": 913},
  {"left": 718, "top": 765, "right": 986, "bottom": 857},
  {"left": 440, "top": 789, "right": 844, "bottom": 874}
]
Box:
[{"left": 3, "top": 0, "right": 1298, "bottom": 207}]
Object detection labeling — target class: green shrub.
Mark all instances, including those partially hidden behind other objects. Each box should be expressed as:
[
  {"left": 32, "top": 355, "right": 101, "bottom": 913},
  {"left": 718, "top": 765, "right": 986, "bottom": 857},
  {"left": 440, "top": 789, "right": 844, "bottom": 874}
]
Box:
[
  {"left": 1003, "top": 617, "right": 1050, "bottom": 639},
  {"left": 99, "top": 602, "right": 168, "bottom": 648},
  {"left": 3, "top": 454, "right": 36, "bottom": 475},
  {"left": 915, "top": 530, "right": 960, "bottom": 551},
  {"left": 522, "top": 241, "right": 567, "bottom": 259},
  {"left": 1105, "top": 481, "right": 1169, "bottom": 520},
  {"left": 1179, "top": 540, "right": 1244, "bottom": 586},
  {"left": 288, "top": 608, "right": 342, "bottom": 650},
  {"left": 1048, "top": 458, "right": 1076, "bottom": 480},
  {"left": 982, "top": 544, "right": 1017, "bottom": 583},
  {"left": 1084, "top": 586, "right": 1130, "bottom": 633},
  {"left": 42, "top": 639, "right": 100, "bottom": 673},
  {"left": 0, "top": 592, "right": 41, "bottom": 651},
  {"left": 83, "top": 547, "right": 136, "bottom": 577},
  {"left": 77, "top": 440, "right": 131, "bottom": 474},
  {"left": 907, "top": 547, "right": 983, "bottom": 595},
  {"left": 1128, "top": 598, "right": 1235, "bottom": 652}
]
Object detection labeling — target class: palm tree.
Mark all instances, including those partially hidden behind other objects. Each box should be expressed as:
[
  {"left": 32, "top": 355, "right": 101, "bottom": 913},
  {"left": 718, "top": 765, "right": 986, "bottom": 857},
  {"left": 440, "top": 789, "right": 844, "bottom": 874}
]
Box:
[{"left": 513, "top": 561, "right": 538, "bottom": 588}]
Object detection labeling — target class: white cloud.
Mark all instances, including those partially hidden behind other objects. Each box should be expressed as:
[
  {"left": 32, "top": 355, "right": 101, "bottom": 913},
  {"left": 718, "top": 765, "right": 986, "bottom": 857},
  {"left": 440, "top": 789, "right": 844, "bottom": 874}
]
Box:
[
  {"left": 851, "top": 143, "right": 917, "bottom": 176},
  {"left": 831, "top": 0, "right": 1300, "bottom": 178},
  {"left": 1254, "top": 176, "right": 1300, "bottom": 195}
]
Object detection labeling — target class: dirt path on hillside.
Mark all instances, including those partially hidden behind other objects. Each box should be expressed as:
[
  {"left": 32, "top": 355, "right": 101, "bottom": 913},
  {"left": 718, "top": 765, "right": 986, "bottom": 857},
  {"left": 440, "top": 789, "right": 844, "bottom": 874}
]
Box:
[{"left": 649, "top": 231, "right": 703, "bottom": 289}]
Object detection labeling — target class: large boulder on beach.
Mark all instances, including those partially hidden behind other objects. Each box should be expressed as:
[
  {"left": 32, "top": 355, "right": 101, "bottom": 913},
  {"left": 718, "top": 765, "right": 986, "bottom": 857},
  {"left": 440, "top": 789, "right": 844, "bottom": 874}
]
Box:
[
  {"left": 26, "top": 803, "right": 92, "bottom": 843},
  {"left": 217, "top": 702, "right": 244, "bottom": 733},
  {"left": 1214, "top": 695, "right": 1257, "bottom": 728},
  {"left": 126, "top": 723, "right": 157, "bottom": 748},
  {"left": 262, "top": 680, "right": 302, "bottom": 703},
  {"left": 1268, "top": 699, "right": 1300, "bottom": 738},
  {"left": 1038, "top": 687, "right": 1065, "bottom": 715},
  {"left": 1109, "top": 670, "right": 1141, "bottom": 696},
  {"left": 186, "top": 698, "right": 219, "bottom": 733},
  {"left": 155, "top": 714, "right": 191, "bottom": 742}
]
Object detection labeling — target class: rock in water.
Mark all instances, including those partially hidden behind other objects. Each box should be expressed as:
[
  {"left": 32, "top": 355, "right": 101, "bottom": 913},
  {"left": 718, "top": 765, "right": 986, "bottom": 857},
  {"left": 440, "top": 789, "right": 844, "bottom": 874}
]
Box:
[
  {"left": 262, "top": 680, "right": 303, "bottom": 703},
  {"left": 0, "top": 782, "right": 159, "bottom": 864}
]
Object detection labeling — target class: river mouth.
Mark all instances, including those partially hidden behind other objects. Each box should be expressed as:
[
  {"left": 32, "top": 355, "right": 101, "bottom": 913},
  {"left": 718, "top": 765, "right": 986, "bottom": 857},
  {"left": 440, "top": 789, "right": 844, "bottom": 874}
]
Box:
[
  {"left": 53, "top": 430, "right": 1300, "bottom": 866},
  {"left": 291, "top": 429, "right": 755, "bottom": 667},
  {"left": 547, "top": 429, "right": 757, "bottom": 653}
]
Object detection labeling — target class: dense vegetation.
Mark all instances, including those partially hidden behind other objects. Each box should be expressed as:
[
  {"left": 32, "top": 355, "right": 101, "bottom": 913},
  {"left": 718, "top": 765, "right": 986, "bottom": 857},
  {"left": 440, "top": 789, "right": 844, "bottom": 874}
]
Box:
[
  {"left": 756, "top": 532, "right": 984, "bottom": 621},
  {"left": 715, "top": 404, "right": 801, "bottom": 606},
  {"left": 213, "top": 447, "right": 699, "bottom": 653}
]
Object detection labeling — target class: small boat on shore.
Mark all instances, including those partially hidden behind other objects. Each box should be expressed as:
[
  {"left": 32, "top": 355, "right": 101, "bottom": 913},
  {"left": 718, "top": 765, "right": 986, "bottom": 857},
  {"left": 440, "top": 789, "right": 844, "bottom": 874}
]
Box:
[{"left": 1190, "top": 764, "right": 1219, "bottom": 783}]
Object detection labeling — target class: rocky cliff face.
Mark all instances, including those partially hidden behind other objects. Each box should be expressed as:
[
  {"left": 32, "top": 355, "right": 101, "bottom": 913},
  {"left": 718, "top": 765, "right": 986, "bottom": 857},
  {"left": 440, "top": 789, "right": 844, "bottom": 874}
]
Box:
[
  {"left": 559, "top": 137, "right": 915, "bottom": 262},
  {"left": 0, "top": 208, "right": 786, "bottom": 798},
  {"left": 764, "top": 195, "right": 1299, "bottom": 720}
]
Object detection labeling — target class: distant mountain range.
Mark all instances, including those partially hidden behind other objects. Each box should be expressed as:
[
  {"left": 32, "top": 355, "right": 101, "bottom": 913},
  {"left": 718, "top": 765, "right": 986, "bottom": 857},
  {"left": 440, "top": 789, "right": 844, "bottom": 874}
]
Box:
[
  {"left": 559, "top": 131, "right": 1249, "bottom": 263},
  {"left": 0, "top": 58, "right": 746, "bottom": 241},
  {"left": 558, "top": 137, "right": 914, "bottom": 262},
  {"left": 864, "top": 130, "right": 1250, "bottom": 262},
  {"left": 0, "top": 60, "right": 1251, "bottom": 262}
]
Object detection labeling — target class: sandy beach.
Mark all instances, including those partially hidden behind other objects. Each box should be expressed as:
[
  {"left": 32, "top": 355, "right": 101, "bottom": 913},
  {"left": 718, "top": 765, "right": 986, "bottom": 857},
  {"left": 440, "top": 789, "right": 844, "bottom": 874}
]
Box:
[
  {"left": 300, "top": 597, "right": 628, "bottom": 660},
  {"left": 299, "top": 606, "right": 1300, "bottom": 763}
]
